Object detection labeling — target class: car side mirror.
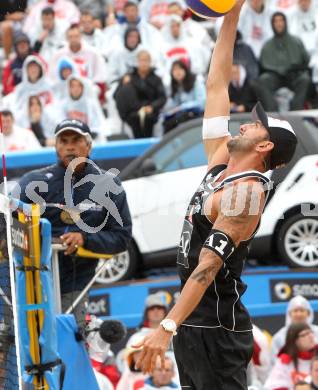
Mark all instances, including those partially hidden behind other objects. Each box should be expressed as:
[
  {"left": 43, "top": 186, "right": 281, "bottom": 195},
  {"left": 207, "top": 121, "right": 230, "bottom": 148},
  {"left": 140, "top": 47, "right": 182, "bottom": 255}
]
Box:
[{"left": 139, "top": 158, "right": 157, "bottom": 176}]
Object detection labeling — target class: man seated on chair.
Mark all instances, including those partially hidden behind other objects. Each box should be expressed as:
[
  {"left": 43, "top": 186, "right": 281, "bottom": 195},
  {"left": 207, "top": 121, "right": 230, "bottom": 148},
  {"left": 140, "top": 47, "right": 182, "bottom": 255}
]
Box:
[
  {"left": 253, "top": 11, "right": 311, "bottom": 111},
  {"left": 15, "top": 119, "right": 132, "bottom": 329}
]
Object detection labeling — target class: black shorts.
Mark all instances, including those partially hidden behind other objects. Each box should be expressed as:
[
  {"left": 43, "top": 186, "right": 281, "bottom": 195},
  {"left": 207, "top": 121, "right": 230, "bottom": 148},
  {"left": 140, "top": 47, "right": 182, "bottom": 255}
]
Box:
[{"left": 173, "top": 325, "right": 254, "bottom": 390}]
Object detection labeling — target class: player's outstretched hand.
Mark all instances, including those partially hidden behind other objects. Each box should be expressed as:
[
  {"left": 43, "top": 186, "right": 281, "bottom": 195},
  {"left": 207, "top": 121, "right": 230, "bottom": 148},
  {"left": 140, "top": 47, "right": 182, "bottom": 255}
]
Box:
[{"left": 134, "top": 327, "right": 172, "bottom": 374}]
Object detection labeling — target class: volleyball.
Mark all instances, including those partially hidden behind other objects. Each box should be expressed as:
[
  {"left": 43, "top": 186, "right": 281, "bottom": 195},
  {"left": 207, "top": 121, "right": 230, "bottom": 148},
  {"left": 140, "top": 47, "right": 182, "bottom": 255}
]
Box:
[{"left": 186, "top": 0, "right": 236, "bottom": 18}]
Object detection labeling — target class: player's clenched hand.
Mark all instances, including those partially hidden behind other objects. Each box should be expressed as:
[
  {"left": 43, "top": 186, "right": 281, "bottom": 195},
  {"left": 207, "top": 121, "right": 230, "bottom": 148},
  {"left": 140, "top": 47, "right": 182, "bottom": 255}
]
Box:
[
  {"left": 134, "top": 327, "right": 172, "bottom": 374},
  {"left": 60, "top": 232, "right": 84, "bottom": 255}
]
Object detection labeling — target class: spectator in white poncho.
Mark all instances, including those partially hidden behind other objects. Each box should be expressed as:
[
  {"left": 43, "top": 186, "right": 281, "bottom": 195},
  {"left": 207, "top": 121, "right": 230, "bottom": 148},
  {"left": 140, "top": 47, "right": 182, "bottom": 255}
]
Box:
[
  {"left": 26, "top": 6, "right": 68, "bottom": 62},
  {"left": 269, "top": 0, "right": 300, "bottom": 12},
  {"left": 249, "top": 324, "right": 271, "bottom": 386},
  {"left": 3, "top": 55, "right": 54, "bottom": 114},
  {"left": 238, "top": 0, "right": 274, "bottom": 58},
  {"left": 50, "top": 24, "right": 107, "bottom": 102},
  {"left": 288, "top": 0, "right": 318, "bottom": 56},
  {"left": 58, "top": 75, "right": 106, "bottom": 139},
  {"left": 166, "top": 1, "right": 214, "bottom": 49},
  {"left": 0, "top": 110, "right": 42, "bottom": 153},
  {"left": 15, "top": 95, "right": 58, "bottom": 146},
  {"left": 24, "top": 0, "right": 80, "bottom": 36},
  {"left": 52, "top": 57, "right": 77, "bottom": 100},
  {"left": 107, "top": 26, "right": 142, "bottom": 85},
  {"left": 80, "top": 10, "right": 107, "bottom": 58},
  {"left": 160, "top": 15, "right": 209, "bottom": 86},
  {"left": 103, "top": 1, "right": 163, "bottom": 60},
  {"left": 271, "top": 295, "right": 318, "bottom": 365},
  {"left": 139, "top": 0, "right": 185, "bottom": 29}
]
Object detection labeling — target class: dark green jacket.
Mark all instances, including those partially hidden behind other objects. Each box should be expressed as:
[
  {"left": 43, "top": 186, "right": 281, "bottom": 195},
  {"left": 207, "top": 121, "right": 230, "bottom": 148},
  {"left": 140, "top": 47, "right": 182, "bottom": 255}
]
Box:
[{"left": 260, "top": 33, "right": 309, "bottom": 76}]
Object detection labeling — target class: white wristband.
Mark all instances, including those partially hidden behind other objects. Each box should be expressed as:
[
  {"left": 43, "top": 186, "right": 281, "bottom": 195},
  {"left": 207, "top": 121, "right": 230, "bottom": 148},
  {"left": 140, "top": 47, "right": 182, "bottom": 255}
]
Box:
[{"left": 202, "top": 116, "right": 230, "bottom": 140}]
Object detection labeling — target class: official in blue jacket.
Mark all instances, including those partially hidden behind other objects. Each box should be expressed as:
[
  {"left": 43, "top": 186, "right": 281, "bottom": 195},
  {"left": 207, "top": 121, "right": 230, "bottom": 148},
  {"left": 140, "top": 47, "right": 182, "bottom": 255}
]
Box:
[{"left": 17, "top": 119, "right": 132, "bottom": 326}]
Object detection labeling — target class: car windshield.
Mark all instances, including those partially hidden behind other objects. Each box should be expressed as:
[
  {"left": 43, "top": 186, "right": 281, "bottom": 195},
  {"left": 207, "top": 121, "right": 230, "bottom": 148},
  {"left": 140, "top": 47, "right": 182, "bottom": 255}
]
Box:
[
  {"left": 149, "top": 119, "right": 244, "bottom": 175},
  {"left": 229, "top": 120, "right": 242, "bottom": 136},
  {"left": 151, "top": 125, "right": 206, "bottom": 173},
  {"left": 302, "top": 117, "right": 318, "bottom": 145},
  {"left": 140, "top": 114, "right": 318, "bottom": 177}
]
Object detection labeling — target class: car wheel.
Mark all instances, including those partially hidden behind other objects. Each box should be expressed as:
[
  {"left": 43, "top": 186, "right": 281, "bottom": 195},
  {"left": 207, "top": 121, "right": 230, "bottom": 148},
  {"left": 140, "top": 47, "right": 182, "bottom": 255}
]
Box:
[
  {"left": 95, "top": 243, "right": 139, "bottom": 284},
  {"left": 277, "top": 214, "right": 318, "bottom": 268}
]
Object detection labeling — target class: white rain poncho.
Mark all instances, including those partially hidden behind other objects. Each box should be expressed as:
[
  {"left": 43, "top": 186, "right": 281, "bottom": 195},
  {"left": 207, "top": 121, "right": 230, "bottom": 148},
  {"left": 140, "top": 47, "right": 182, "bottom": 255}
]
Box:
[
  {"left": 15, "top": 96, "right": 59, "bottom": 140},
  {"left": 139, "top": 0, "right": 185, "bottom": 29},
  {"left": 103, "top": 19, "right": 164, "bottom": 60},
  {"left": 52, "top": 57, "right": 78, "bottom": 100},
  {"left": 23, "top": 0, "right": 80, "bottom": 35},
  {"left": 59, "top": 75, "right": 106, "bottom": 137},
  {"left": 288, "top": 2, "right": 318, "bottom": 56},
  {"left": 160, "top": 15, "right": 210, "bottom": 84},
  {"left": 238, "top": 1, "right": 274, "bottom": 58},
  {"left": 3, "top": 125, "right": 42, "bottom": 152},
  {"left": 26, "top": 18, "right": 68, "bottom": 62},
  {"left": 50, "top": 41, "right": 107, "bottom": 84},
  {"left": 271, "top": 295, "right": 318, "bottom": 364},
  {"left": 3, "top": 55, "right": 54, "bottom": 114}
]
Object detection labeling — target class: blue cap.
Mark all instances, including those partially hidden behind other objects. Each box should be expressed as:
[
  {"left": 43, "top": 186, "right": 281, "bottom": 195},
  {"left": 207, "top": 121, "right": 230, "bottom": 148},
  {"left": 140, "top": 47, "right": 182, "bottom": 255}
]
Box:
[{"left": 54, "top": 119, "right": 92, "bottom": 140}]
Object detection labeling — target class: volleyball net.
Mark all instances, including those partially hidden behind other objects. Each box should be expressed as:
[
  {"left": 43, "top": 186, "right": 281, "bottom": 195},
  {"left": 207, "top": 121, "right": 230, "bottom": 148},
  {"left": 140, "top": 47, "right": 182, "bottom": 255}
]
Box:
[
  {"left": 0, "top": 191, "right": 109, "bottom": 390},
  {"left": 0, "top": 194, "right": 63, "bottom": 390},
  {"left": 0, "top": 193, "right": 21, "bottom": 389},
  {"left": 0, "top": 197, "right": 19, "bottom": 389}
]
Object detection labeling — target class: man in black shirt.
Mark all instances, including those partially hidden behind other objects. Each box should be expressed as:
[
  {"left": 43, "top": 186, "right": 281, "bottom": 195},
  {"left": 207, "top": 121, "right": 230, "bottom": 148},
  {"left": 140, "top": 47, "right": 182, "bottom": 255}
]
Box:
[{"left": 134, "top": 1, "right": 298, "bottom": 389}]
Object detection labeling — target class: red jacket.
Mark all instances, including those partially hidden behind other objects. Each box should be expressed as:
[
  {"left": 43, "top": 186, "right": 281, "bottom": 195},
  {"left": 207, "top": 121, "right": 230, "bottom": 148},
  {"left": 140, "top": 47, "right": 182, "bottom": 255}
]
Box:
[{"left": 91, "top": 358, "right": 121, "bottom": 388}]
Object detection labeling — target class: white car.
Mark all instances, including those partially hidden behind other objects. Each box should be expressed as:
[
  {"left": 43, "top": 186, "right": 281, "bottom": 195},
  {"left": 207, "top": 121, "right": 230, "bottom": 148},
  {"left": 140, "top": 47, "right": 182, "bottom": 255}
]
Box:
[{"left": 97, "top": 113, "right": 318, "bottom": 283}]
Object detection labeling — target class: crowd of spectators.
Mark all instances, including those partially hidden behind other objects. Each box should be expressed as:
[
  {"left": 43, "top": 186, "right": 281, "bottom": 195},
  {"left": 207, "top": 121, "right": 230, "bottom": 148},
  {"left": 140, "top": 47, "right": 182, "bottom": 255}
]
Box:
[
  {"left": 2, "top": 0, "right": 318, "bottom": 152},
  {"left": 87, "top": 292, "right": 180, "bottom": 389},
  {"left": 248, "top": 295, "right": 318, "bottom": 390},
  {"left": 85, "top": 292, "right": 318, "bottom": 389},
  {"left": 1, "top": 0, "right": 318, "bottom": 389}
]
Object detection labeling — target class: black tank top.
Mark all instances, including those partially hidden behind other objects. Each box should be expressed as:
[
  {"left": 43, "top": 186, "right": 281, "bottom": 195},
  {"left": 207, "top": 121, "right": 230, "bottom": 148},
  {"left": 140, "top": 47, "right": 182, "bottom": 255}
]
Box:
[{"left": 176, "top": 164, "right": 271, "bottom": 331}]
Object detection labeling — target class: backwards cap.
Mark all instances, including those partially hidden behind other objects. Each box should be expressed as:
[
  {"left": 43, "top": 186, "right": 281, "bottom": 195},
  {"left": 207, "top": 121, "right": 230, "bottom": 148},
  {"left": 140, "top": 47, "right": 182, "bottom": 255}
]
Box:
[{"left": 252, "top": 102, "right": 297, "bottom": 170}]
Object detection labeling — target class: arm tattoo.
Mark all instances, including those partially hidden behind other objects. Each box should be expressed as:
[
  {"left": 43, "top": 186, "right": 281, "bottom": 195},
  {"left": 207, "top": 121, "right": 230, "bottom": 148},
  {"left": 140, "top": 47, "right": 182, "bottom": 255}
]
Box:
[
  {"left": 190, "top": 250, "right": 223, "bottom": 287},
  {"left": 191, "top": 266, "right": 214, "bottom": 286}
]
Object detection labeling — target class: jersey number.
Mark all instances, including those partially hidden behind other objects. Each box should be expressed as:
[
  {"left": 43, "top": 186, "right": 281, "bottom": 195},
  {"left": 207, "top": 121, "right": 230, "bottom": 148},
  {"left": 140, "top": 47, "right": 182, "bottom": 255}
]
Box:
[{"left": 205, "top": 235, "right": 228, "bottom": 255}]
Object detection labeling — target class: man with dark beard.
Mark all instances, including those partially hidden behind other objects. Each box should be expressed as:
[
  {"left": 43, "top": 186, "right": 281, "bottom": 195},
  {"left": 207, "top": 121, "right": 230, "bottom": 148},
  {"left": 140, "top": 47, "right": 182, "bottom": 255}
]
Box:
[
  {"left": 133, "top": 1, "right": 298, "bottom": 389},
  {"left": 254, "top": 11, "right": 311, "bottom": 111}
]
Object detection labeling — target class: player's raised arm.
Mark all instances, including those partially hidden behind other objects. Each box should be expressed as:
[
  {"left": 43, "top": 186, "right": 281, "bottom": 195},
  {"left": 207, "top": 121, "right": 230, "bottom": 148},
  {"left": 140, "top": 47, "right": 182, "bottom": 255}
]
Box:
[{"left": 203, "top": 0, "right": 245, "bottom": 169}]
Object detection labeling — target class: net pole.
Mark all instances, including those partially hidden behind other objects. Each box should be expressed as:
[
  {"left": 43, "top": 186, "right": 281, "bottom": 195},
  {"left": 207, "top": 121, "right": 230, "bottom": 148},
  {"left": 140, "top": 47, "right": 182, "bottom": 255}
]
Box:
[
  {"left": 65, "top": 258, "right": 113, "bottom": 314},
  {"left": 0, "top": 113, "right": 23, "bottom": 389}
]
